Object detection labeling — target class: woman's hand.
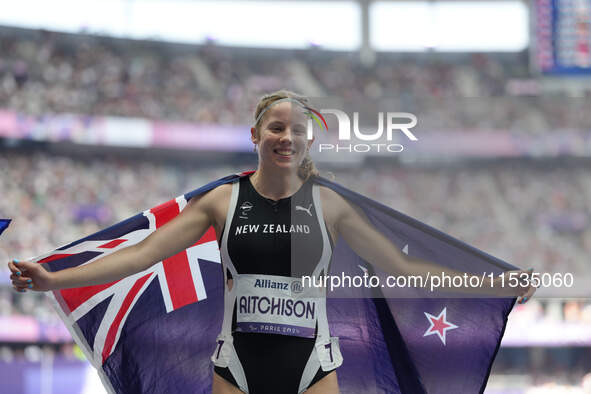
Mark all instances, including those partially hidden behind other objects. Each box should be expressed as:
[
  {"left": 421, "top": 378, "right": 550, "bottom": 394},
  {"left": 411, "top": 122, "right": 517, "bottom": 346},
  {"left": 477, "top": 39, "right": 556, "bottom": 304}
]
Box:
[
  {"left": 494, "top": 268, "right": 537, "bottom": 304},
  {"left": 7, "top": 259, "right": 55, "bottom": 292}
]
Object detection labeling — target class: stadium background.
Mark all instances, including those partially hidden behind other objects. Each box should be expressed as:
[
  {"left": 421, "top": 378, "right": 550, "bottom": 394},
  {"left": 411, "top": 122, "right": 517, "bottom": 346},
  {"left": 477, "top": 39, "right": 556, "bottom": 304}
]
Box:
[{"left": 1, "top": 0, "right": 591, "bottom": 392}]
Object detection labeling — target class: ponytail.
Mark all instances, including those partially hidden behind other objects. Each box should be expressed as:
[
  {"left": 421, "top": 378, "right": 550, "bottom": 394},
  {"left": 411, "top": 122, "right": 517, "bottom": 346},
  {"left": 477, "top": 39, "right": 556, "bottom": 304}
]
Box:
[{"left": 298, "top": 152, "right": 319, "bottom": 181}]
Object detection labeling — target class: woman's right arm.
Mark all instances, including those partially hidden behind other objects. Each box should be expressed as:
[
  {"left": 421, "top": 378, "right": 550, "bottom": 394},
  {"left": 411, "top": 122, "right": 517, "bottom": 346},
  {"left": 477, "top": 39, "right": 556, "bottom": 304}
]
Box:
[{"left": 8, "top": 188, "right": 220, "bottom": 292}]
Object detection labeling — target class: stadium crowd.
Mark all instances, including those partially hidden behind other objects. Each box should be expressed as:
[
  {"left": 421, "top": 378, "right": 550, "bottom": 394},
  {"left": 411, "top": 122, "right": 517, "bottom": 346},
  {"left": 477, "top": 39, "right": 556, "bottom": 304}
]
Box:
[{"left": 1, "top": 28, "right": 591, "bottom": 133}]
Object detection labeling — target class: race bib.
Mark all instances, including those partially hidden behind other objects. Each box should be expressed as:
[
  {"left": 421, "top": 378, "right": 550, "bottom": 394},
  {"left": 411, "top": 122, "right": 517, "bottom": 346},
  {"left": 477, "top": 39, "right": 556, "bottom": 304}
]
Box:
[{"left": 234, "top": 274, "right": 322, "bottom": 338}]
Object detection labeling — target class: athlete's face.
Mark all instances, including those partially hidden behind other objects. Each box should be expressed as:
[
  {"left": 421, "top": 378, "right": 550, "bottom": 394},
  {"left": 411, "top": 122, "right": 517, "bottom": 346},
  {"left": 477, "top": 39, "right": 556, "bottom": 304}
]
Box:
[{"left": 251, "top": 102, "right": 314, "bottom": 172}]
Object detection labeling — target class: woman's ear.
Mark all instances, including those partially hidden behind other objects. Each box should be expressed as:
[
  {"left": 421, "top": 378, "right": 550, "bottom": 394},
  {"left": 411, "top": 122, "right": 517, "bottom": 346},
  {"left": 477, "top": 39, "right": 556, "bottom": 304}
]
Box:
[{"left": 250, "top": 127, "right": 258, "bottom": 144}]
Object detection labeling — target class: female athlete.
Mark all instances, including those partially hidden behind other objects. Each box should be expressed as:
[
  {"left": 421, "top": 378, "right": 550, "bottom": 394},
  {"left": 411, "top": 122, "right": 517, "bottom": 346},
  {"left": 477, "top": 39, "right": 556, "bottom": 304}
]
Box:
[{"left": 8, "top": 90, "right": 536, "bottom": 394}]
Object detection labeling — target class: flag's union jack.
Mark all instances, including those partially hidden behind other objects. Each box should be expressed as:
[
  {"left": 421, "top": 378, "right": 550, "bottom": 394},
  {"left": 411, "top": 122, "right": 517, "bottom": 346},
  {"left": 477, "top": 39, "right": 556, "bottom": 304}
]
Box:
[{"left": 36, "top": 196, "right": 220, "bottom": 364}]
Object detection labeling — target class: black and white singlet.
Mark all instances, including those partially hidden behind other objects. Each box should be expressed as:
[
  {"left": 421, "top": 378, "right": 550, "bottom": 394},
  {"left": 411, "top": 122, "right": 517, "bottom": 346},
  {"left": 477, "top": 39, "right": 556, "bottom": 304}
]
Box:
[{"left": 211, "top": 175, "right": 343, "bottom": 394}]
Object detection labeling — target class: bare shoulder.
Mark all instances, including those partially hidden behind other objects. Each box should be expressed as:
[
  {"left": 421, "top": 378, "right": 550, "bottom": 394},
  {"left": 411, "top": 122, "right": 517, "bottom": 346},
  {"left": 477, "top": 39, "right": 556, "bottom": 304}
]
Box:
[
  {"left": 319, "top": 185, "right": 344, "bottom": 204},
  {"left": 319, "top": 185, "right": 349, "bottom": 211},
  {"left": 189, "top": 182, "right": 232, "bottom": 211},
  {"left": 318, "top": 184, "right": 366, "bottom": 225},
  {"left": 200, "top": 183, "right": 232, "bottom": 205},
  {"left": 318, "top": 185, "right": 349, "bottom": 227},
  {"left": 186, "top": 182, "right": 233, "bottom": 230}
]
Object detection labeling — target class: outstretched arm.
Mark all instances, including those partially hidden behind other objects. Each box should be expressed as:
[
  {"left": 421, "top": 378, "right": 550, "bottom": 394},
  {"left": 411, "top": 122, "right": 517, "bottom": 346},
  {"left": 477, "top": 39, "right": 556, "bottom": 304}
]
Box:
[
  {"left": 322, "top": 187, "right": 536, "bottom": 303},
  {"left": 8, "top": 188, "right": 220, "bottom": 292}
]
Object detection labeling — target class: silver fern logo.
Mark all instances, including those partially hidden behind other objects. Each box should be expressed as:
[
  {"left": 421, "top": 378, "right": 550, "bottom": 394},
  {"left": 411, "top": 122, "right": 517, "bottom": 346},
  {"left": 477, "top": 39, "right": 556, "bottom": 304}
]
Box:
[{"left": 239, "top": 201, "right": 253, "bottom": 219}]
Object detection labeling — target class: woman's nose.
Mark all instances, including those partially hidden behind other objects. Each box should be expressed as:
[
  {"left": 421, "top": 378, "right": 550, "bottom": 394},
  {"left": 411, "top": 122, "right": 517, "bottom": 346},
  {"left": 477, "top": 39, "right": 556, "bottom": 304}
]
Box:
[{"left": 279, "top": 129, "right": 294, "bottom": 142}]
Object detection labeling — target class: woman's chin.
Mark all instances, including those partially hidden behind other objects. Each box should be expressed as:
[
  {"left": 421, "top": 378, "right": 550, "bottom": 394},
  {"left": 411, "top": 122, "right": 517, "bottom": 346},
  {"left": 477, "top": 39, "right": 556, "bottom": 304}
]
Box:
[{"left": 270, "top": 156, "right": 299, "bottom": 171}]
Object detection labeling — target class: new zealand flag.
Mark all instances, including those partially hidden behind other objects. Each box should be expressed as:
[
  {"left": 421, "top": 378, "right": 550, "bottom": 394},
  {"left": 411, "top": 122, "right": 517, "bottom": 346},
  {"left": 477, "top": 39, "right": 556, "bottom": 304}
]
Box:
[{"left": 30, "top": 173, "right": 516, "bottom": 393}]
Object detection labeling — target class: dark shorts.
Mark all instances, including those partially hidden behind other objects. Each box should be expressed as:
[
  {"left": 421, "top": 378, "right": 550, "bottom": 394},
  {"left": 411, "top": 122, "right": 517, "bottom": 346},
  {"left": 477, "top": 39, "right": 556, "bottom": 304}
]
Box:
[{"left": 213, "top": 332, "right": 336, "bottom": 393}]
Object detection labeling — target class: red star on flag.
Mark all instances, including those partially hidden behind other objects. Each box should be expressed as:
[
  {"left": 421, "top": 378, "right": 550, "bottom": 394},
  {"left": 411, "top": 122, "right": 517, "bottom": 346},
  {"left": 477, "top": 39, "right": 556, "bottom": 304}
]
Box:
[{"left": 423, "top": 307, "right": 458, "bottom": 345}]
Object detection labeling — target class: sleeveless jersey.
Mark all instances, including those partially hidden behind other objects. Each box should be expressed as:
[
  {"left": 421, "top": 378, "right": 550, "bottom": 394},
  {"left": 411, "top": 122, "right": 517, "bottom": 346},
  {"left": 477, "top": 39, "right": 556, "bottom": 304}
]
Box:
[
  {"left": 226, "top": 175, "right": 329, "bottom": 277},
  {"left": 211, "top": 176, "right": 343, "bottom": 393}
]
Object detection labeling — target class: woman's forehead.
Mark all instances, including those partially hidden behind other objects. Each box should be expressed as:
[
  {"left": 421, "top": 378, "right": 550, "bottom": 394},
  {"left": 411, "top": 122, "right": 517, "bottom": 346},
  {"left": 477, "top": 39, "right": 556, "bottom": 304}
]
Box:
[{"left": 263, "top": 102, "right": 309, "bottom": 123}]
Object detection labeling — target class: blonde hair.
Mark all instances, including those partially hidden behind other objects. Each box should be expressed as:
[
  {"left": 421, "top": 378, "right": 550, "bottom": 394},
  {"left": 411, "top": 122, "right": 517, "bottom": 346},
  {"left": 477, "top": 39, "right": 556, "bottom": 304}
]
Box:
[{"left": 253, "top": 89, "right": 319, "bottom": 181}]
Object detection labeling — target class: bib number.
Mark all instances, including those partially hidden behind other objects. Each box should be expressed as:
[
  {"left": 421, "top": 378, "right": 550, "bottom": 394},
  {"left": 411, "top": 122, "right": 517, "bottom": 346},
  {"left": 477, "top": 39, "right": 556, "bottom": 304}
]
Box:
[{"left": 234, "top": 274, "right": 321, "bottom": 338}]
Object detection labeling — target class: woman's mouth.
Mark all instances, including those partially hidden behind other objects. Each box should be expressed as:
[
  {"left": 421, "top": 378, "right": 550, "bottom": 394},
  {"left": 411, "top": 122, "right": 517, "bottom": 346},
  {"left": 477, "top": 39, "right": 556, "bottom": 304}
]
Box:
[{"left": 273, "top": 149, "right": 295, "bottom": 157}]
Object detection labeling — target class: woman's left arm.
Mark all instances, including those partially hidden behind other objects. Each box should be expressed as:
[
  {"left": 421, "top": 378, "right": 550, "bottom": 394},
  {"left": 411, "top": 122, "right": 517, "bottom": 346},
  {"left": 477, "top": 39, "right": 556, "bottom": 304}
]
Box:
[{"left": 321, "top": 186, "right": 536, "bottom": 303}]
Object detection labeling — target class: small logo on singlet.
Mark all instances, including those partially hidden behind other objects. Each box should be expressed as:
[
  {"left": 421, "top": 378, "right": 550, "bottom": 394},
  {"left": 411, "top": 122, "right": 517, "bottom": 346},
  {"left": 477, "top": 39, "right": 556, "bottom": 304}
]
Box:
[
  {"left": 239, "top": 201, "right": 253, "bottom": 219},
  {"left": 295, "top": 203, "right": 313, "bottom": 217},
  {"left": 291, "top": 280, "right": 304, "bottom": 294}
]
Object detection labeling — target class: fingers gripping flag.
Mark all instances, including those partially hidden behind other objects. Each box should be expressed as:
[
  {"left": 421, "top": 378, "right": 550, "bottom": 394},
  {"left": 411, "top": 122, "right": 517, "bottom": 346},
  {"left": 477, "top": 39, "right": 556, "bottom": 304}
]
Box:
[{"left": 31, "top": 174, "right": 516, "bottom": 394}]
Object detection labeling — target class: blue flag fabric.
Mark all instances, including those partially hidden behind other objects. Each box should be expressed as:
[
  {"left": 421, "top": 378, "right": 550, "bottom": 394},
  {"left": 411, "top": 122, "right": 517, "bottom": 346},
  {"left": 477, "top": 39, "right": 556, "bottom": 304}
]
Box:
[
  {"left": 31, "top": 173, "right": 516, "bottom": 394},
  {"left": 0, "top": 219, "right": 10, "bottom": 236},
  {"left": 316, "top": 178, "right": 516, "bottom": 393}
]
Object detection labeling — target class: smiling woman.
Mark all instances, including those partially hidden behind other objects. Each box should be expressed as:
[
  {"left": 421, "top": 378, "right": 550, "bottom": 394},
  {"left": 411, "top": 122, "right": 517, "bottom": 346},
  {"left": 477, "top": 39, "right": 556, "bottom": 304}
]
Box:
[
  {"left": 210, "top": 90, "right": 341, "bottom": 394},
  {"left": 251, "top": 91, "right": 320, "bottom": 183}
]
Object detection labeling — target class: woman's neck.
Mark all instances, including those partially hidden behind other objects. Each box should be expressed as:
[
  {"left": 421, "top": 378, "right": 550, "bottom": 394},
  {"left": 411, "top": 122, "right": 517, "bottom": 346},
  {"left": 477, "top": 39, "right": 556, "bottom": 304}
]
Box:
[{"left": 250, "top": 167, "right": 303, "bottom": 201}]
